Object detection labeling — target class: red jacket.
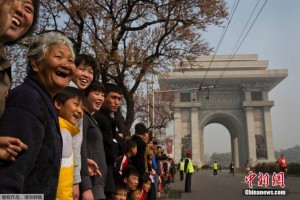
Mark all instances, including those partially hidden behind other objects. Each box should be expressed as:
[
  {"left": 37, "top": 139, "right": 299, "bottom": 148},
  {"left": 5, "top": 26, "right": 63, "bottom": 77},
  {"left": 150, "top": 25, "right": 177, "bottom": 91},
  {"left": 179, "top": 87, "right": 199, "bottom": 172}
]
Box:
[{"left": 278, "top": 157, "right": 287, "bottom": 167}]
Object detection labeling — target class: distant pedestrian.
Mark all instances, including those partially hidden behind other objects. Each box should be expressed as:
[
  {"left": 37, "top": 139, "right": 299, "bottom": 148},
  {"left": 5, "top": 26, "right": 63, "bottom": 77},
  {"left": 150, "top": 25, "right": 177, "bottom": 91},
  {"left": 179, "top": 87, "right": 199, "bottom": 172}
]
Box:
[
  {"left": 213, "top": 161, "right": 218, "bottom": 176},
  {"left": 178, "top": 159, "right": 184, "bottom": 181},
  {"left": 219, "top": 165, "right": 222, "bottom": 173},
  {"left": 245, "top": 159, "right": 250, "bottom": 174},
  {"left": 229, "top": 161, "right": 234, "bottom": 176},
  {"left": 277, "top": 154, "right": 287, "bottom": 178},
  {"left": 184, "top": 152, "right": 194, "bottom": 192}
]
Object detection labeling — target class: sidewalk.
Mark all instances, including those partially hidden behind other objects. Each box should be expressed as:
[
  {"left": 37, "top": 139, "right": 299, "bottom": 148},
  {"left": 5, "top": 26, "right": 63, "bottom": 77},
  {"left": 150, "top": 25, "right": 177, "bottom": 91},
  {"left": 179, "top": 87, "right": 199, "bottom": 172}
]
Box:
[{"left": 160, "top": 174, "right": 184, "bottom": 199}]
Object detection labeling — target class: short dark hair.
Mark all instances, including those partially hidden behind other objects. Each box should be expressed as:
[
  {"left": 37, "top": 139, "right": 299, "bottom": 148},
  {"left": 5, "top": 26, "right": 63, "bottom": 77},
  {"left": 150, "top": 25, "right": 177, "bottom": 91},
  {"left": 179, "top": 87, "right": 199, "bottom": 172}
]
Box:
[
  {"left": 104, "top": 83, "right": 123, "bottom": 96},
  {"left": 75, "top": 54, "right": 97, "bottom": 73},
  {"left": 53, "top": 86, "right": 85, "bottom": 104},
  {"left": 140, "top": 174, "right": 151, "bottom": 184},
  {"left": 135, "top": 123, "right": 148, "bottom": 135},
  {"left": 84, "top": 80, "right": 105, "bottom": 97},
  {"left": 153, "top": 141, "right": 158, "bottom": 145},
  {"left": 115, "top": 181, "right": 128, "bottom": 192},
  {"left": 122, "top": 165, "right": 139, "bottom": 179},
  {"left": 125, "top": 140, "right": 137, "bottom": 153}
]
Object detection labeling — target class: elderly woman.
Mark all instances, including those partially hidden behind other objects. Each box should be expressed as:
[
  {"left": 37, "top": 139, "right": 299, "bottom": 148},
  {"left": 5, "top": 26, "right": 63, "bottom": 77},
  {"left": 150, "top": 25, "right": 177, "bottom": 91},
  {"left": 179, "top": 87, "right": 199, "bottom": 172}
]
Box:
[{"left": 0, "top": 31, "right": 75, "bottom": 199}]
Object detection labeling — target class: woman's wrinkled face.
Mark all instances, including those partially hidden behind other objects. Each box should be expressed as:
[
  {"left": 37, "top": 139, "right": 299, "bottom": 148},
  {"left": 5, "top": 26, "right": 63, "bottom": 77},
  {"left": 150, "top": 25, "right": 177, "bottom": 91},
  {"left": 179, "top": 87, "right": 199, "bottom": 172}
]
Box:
[
  {"left": 32, "top": 44, "right": 75, "bottom": 96},
  {"left": 2, "top": 0, "right": 34, "bottom": 43}
]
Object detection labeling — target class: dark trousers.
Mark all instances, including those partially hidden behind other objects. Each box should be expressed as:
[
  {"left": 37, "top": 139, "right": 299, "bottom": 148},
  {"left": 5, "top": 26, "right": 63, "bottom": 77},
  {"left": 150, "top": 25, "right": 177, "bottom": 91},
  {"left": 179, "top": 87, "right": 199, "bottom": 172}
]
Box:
[
  {"left": 213, "top": 169, "right": 217, "bottom": 176},
  {"left": 185, "top": 173, "right": 192, "bottom": 192},
  {"left": 180, "top": 171, "right": 184, "bottom": 181},
  {"left": 280, "top": 167, "right": 287, "bottom": 177},
  {"left": 230, "top": 169, "right": 234, "bottom": 176},
  {"left": 147, "top": 183, "right": 156, "bottom": 200}
]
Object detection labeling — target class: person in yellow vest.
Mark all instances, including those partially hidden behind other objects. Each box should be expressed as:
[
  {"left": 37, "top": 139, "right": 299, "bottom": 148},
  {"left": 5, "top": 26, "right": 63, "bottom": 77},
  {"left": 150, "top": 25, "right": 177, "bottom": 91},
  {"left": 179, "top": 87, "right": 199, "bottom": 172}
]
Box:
[
  {"left": 184, "top": 152, "right": 194, "bottom": 192},
  {"left": 213, "top": 161, "right": 218, "bottom": 176},
  {"left": 54, "top": 87, "right": 85, "bottom": 199},
  {"left": 177, "top": 158, "right": 185, "bottom": 181}
]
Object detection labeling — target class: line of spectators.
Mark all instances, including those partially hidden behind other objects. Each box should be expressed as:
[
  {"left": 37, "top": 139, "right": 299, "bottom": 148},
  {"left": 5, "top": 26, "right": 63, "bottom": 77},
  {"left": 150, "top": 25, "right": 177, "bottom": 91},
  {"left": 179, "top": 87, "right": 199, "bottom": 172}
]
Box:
[{"left": 0, "top": 3, "right": 176, "bottom": 198}]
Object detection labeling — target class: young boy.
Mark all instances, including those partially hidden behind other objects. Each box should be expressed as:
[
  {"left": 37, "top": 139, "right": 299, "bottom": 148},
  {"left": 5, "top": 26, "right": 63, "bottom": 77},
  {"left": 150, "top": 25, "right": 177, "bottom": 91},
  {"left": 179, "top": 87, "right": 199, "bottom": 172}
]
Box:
[
  {"left": 115, "top": 139, "right": 137, "bottom": 181},
  {"left": 53, "top": 87, "right": 85, "bottom": 199},
  {"left": 131, "top": 185, "right": 142, "bottom": 200},
  {"left": 111, "top": 182, "right": 128, "bottom": 200},
  {"left": 122, "top": 166, "right": 139, "bottom": 198}
]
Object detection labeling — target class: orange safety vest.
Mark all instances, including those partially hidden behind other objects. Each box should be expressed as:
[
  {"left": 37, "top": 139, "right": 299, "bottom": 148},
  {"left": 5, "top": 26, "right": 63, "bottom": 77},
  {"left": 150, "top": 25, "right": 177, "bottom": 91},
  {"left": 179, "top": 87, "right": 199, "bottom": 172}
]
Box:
[{"left": 278, "top": 157, "right": 287, "bottom": 167}]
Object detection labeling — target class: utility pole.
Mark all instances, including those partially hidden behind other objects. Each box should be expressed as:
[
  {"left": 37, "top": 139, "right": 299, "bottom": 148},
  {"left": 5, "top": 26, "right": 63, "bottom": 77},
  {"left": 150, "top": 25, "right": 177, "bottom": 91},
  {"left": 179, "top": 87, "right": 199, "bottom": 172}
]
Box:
[{"left": 146, "top": 77, "right": 154, "bottom": 131}]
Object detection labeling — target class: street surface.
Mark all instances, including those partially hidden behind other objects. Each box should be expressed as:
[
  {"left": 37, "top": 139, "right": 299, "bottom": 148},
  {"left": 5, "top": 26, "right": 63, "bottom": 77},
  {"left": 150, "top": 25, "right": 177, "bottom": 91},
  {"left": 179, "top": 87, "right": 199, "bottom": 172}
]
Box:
[{"left": 164, "top": 170, "right": 299, "bottom": 200}]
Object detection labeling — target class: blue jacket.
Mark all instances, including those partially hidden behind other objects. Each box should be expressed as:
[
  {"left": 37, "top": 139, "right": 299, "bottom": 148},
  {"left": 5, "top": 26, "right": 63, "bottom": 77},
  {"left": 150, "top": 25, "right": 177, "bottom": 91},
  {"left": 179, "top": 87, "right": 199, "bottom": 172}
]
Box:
[{"left": 0, "top": 76, "right": 62, "bottom": 199}]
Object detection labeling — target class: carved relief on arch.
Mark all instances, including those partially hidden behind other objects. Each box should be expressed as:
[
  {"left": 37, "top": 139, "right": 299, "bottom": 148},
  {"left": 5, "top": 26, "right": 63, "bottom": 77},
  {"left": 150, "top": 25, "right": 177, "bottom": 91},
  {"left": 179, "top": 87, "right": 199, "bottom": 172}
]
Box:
[{"left": 255, "top": 134, "right": 267, "bottom": 159}]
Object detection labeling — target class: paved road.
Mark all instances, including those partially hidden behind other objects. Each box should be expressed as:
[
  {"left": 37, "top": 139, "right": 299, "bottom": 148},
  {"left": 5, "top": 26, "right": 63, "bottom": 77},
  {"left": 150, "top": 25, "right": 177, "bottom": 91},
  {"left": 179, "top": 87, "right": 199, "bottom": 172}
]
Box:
[{"left": 165, "top": 170, "right": 300, "bottom": 200}]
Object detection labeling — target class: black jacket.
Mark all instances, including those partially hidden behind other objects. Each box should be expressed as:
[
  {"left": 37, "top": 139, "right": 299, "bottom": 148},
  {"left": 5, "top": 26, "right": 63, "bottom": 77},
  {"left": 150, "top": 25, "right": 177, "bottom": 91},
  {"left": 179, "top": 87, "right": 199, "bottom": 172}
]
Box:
[
  {"left": 131, "top": 134, "right": 147, "bottom": 177},
  {"left": 0, "top": 76, "right": 62, "bottom": 199},
  {"left": 93, "top": 108, "right": 118, "bottom": 194}
]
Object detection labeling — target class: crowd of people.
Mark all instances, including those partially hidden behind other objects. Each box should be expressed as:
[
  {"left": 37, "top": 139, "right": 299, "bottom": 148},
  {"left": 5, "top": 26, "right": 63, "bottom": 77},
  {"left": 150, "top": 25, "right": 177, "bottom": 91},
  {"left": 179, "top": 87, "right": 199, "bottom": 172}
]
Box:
[{"left": 0, "top": 1, "right": 178, "bottom": 199}]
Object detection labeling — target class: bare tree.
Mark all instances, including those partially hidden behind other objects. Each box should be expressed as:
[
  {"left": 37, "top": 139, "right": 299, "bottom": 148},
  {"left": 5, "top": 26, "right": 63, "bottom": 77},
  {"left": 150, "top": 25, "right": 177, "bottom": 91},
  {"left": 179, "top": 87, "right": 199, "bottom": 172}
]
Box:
[
  {"left": 135, "top": 87, "right": 174, "bottom": 136},
  {"left": 10, "top": 0, "right": 228, "bottom": 135}
]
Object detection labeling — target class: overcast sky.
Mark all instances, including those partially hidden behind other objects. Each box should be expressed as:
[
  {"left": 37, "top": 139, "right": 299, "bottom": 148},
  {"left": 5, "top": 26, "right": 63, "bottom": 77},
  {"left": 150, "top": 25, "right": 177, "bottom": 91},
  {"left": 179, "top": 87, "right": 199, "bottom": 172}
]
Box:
[{"left": 167, "top": 0, "right": 300, "bottom": 157}]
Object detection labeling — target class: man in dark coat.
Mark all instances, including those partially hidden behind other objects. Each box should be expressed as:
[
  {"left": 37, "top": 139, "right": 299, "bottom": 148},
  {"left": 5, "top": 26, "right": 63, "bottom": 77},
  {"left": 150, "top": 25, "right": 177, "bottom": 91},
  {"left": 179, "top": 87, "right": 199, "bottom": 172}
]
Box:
[
  {"left": 93, "top": 83, "right": 122, "bottom": 199},
  {"left": 131, "top": 123, "right": 149, "bottom": 178}
]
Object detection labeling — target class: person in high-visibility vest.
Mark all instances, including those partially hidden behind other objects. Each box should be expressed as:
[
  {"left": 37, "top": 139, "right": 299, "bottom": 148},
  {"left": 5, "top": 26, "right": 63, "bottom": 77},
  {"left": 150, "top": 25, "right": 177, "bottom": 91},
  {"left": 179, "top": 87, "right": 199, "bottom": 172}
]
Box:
[
  {"left": 177, "top": 159, "right": 185, "bottom": 181},
  {"left": 184, "top": 152, "right": 194, "bottom": 192},
  {"left": 213, "top": 161, "right": 218, "bottom": 176}
]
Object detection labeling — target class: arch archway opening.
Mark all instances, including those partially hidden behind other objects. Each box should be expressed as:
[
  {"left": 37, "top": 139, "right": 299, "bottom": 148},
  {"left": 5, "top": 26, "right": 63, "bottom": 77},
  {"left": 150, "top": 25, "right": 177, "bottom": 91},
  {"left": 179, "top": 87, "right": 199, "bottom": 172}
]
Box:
[{"left": 203, "top": 123, "right": 232, "bottom": 168}]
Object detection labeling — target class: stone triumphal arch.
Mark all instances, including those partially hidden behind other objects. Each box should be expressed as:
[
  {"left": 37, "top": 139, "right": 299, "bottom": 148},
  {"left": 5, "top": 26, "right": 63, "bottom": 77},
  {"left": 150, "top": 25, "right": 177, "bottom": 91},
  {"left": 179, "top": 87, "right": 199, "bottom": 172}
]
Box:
[{"left": 158, "top": 55, "right": 287, "bottom": 167}]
